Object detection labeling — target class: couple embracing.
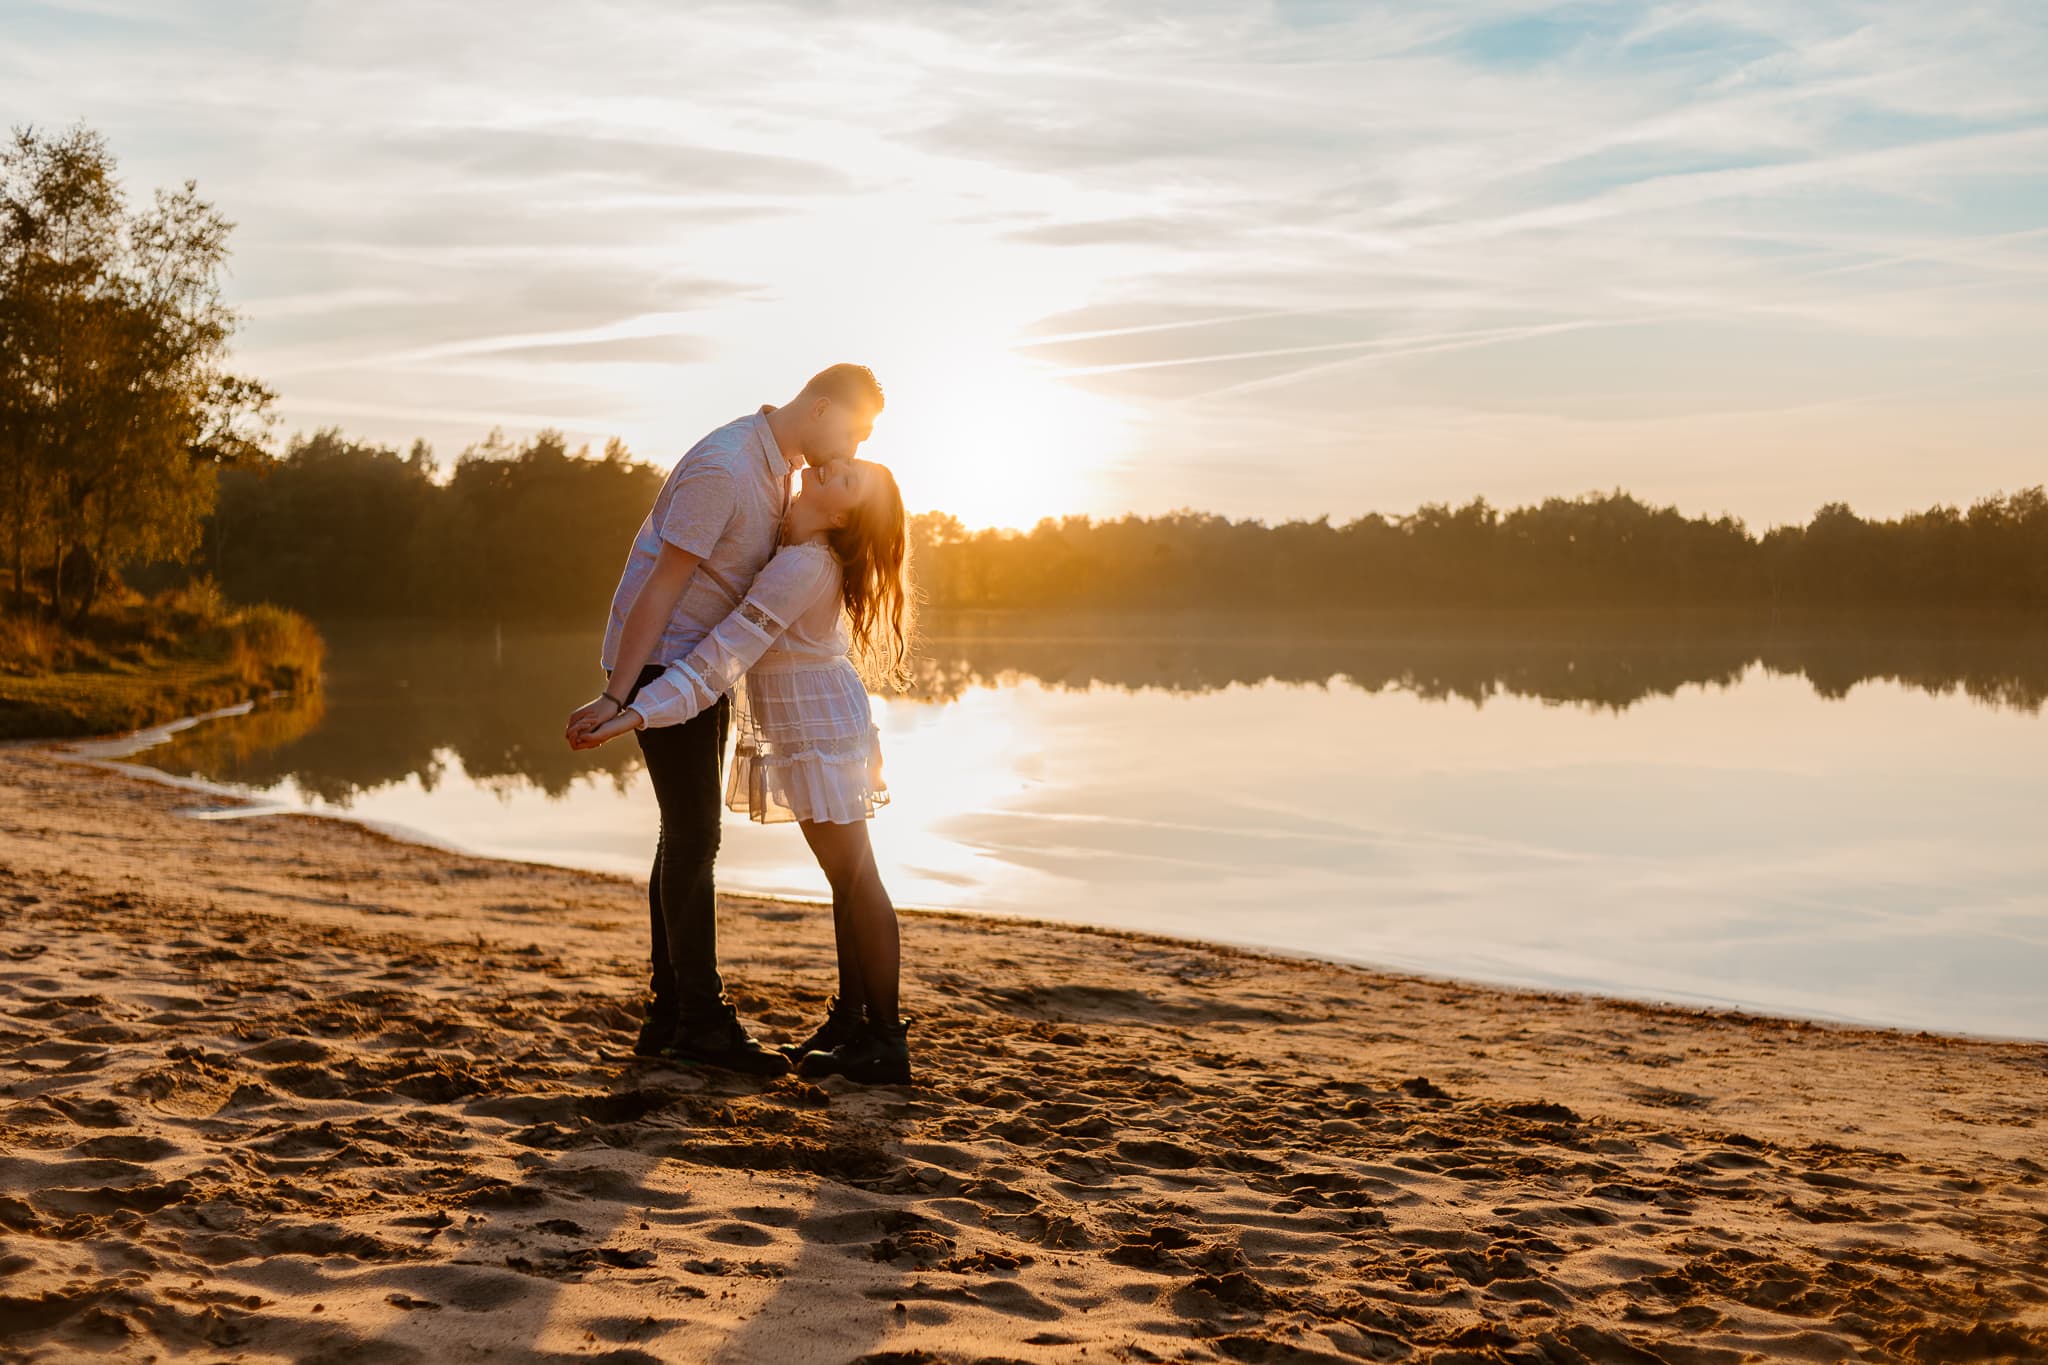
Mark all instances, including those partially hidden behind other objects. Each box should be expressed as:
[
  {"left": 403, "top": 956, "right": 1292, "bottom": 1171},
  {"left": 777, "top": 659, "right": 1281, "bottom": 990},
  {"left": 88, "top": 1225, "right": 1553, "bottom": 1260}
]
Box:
[{"left": 563, "top": 364, "right": 912, "bottom": 1085}]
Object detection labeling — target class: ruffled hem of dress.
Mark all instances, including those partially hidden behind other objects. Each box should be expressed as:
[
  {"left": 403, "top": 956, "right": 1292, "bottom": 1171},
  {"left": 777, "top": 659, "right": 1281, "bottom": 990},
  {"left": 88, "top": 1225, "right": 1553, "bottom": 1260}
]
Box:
[{"left": 725, "top": 747, "right": 889, "bottom": 825}]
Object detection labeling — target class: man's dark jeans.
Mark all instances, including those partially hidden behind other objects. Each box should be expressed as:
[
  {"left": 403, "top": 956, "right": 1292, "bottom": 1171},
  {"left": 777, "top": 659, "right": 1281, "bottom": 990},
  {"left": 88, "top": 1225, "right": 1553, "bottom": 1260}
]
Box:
[{"left": 625, "top": 664, "right": 731, "bottom": 1017}]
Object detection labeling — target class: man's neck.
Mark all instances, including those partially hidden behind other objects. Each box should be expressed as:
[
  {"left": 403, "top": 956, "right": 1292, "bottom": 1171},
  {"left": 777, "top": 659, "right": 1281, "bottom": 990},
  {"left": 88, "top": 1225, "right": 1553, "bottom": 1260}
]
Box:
[{"left": 762, "top": 404, "right": 804, "bottom": 469}]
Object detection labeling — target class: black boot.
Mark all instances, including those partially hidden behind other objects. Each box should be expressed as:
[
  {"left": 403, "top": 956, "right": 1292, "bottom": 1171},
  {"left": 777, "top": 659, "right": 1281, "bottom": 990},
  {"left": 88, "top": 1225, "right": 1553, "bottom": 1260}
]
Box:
[
  {"left": 660, "top": 998, "right": 791, "bottom": 1077},
  {"left": 777, "top": 995, "right": 865, "bottom": 1064},
  {"left": 631, "top": 1000, "right": 678, "bottom": 1058},
  {"left": 798, "top": 1015, "right": 911, "bottom": 1085}
]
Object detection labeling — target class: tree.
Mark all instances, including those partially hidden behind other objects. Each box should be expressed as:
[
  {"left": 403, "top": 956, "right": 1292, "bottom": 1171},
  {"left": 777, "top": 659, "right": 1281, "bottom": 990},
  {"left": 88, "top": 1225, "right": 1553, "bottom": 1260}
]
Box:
[{"left": 0, "top": 124, "right": 271, "bottom": 622}]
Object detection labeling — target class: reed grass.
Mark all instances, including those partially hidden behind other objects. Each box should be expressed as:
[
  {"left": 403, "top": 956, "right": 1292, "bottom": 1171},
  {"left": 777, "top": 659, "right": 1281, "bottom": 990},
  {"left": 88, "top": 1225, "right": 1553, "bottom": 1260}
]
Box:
[{"left": 0, "top": 581, "right": 325, "bottom": 739}]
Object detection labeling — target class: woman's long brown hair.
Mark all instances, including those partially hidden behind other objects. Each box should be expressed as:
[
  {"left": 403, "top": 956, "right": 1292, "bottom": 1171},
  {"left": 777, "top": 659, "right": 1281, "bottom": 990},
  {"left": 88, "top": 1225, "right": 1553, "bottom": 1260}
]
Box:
[{"left": 828, "top": 460, "right": 913, "bottom": 690}]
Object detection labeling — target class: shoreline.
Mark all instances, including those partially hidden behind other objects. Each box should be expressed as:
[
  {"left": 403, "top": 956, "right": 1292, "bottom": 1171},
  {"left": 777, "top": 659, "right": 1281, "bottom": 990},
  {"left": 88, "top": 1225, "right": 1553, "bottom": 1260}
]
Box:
[
  {"left": 56, "top": 723, "right": 2045, "bottom": 1048},
  {"left": 0, "top": 598, "right": 323, "bottom": 742},
  {"left": 2, "top": 743, "right": 2045, "bottom": 1362}
]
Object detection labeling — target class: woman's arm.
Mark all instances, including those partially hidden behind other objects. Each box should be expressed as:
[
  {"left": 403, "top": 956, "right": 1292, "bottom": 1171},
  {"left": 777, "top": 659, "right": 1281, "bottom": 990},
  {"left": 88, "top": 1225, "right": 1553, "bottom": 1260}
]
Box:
[{"left": 572, "top": 548, "right": 836, "bottom": 747}]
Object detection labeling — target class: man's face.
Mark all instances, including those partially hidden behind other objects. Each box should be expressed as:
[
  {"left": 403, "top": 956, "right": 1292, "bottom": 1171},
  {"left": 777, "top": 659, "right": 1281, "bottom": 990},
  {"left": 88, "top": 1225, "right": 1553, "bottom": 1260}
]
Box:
[{"left": 803, "top": 397, "right": 878, "bottom": 466}]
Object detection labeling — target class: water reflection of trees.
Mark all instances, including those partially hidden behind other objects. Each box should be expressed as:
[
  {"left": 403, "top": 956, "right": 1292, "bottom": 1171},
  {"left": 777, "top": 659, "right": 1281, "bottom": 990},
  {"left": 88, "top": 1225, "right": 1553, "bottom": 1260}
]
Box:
[
  {"left": 910, "top": 611, "right": 2048, "bottom": 713},
  {"left": 139, "top": 624, "right": 646, "bottom": 805},
  {"left": 150, "top": 689, "right": 329, "bottom": 773},
  {"left": 136, "top": 611, "right": 2048, "bottom": 804}
]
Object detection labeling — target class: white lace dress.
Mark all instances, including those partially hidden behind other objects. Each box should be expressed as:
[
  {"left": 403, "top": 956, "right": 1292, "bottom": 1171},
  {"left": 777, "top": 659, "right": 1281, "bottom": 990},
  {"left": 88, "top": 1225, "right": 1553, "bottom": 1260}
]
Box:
[{"left": 626, "top": 540, "right": 888, "bottom": 825}]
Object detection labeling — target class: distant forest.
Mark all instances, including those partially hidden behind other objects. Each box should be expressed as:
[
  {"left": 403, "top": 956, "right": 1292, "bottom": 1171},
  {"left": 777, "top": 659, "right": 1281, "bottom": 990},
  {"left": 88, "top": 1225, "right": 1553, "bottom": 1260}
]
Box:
[{"left": 186, "top": 427, "right": 2048, "bottom": 620}]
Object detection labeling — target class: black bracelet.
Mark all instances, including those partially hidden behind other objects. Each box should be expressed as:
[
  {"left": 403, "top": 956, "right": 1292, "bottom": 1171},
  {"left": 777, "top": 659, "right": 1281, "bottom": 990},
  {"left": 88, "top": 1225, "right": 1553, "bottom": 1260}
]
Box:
[{"left": 600, "top": 692, "right": 627, "bottom": 712}]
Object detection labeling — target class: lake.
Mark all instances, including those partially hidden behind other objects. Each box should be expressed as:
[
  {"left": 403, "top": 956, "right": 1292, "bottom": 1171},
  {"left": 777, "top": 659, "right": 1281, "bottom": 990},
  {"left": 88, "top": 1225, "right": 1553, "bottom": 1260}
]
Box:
[{"left": 110, "top": 611, "right": 2048, "bottom": 1040}]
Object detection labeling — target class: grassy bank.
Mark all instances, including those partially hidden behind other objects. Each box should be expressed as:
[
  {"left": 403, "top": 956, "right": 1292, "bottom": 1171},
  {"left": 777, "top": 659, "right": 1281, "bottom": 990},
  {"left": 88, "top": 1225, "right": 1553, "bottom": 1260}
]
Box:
[{"left": 0, "top": 582, "right": 324, "bottom": 740}]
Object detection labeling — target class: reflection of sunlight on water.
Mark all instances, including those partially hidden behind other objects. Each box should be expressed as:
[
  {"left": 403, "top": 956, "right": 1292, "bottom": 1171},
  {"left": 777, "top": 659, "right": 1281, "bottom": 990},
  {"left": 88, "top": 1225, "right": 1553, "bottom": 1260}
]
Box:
[
  {"left": 127, "top": 660, "right": 2048, "bottom": 1038},
  {"left": 866, "top": 688, "right": 1048, "bottom": 903},
  {"left": 191, "top": 686, "right": 1077, "bottom": 912}
]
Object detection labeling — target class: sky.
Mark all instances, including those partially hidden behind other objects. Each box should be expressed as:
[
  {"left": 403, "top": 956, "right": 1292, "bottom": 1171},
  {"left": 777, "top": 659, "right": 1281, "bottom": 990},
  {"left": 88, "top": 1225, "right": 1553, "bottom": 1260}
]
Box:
[{"left": 4, "top": 0, "right": 2045, "bottom": 530}]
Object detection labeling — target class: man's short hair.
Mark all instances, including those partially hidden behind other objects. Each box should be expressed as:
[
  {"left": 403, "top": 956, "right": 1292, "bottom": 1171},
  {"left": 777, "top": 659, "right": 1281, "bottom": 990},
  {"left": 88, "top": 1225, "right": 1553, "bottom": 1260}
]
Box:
[{"left": 800, "top": 363, "right": 885, "bottom": 412}]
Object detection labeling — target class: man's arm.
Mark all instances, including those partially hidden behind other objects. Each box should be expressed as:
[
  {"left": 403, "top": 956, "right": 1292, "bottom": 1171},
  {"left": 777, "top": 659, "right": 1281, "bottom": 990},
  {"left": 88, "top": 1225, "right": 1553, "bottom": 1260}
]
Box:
[{"left": 565, "top": 541, "right": 703, "bottom": 742}]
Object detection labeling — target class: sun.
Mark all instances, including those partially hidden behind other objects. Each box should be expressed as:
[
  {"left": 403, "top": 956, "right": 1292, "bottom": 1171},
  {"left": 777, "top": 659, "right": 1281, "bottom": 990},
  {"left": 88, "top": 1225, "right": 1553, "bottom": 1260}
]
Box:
[
  {"left": 659, "top": 191, "right": 1144, "bottom": 531},
  {"left": 858, "top": 345, "right": 1131, "bottom": 531}
]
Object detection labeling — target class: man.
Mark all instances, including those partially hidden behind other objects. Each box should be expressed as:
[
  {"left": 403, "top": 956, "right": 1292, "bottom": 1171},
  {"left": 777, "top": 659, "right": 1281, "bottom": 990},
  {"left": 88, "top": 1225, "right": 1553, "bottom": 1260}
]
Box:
[{"left": 566, "top": 364, "right": 885, "bottom": 1074}]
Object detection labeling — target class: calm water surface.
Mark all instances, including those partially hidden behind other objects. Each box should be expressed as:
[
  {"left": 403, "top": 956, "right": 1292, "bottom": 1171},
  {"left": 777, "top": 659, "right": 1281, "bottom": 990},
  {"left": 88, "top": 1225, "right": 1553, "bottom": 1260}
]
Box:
[{"left": 118, "top": 613, "right": 2048, "bottom": 1039}]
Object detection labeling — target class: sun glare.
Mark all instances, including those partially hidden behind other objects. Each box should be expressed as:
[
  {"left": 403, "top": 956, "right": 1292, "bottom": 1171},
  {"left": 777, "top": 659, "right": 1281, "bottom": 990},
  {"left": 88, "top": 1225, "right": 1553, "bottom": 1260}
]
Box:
[
  {"left": 666, "top": 186, "right": 1146, "bottom": 532},
  {"left": 861, "top": 346, "right": 1131, "bottom": 531}
]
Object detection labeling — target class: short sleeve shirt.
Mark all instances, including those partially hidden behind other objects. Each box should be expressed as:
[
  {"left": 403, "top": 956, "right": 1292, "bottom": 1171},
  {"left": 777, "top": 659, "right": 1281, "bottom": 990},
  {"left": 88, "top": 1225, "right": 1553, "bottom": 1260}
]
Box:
[{"left": 600, "top": 409, "right": 802, "bottom": 671}]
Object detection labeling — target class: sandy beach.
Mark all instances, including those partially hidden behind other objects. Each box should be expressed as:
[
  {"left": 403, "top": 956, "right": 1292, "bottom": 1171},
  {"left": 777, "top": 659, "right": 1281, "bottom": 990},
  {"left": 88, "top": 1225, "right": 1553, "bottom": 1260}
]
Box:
[{"left": 1, "top": 744, "right": 2044, "bottom": 1365}]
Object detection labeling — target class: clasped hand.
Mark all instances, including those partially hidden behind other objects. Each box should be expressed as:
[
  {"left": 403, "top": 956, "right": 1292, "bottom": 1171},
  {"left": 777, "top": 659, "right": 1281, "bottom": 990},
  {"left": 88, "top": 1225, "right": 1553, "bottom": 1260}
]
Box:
[{"left": 564, "top": 695, "right": 643, "bottom": 751}]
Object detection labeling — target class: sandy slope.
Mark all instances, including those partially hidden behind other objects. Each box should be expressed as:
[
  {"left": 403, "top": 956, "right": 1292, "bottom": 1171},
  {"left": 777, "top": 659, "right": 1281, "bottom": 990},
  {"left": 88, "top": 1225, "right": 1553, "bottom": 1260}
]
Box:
[{"left": 1, "top": 746, "right": 2044, "bottom": 1364}]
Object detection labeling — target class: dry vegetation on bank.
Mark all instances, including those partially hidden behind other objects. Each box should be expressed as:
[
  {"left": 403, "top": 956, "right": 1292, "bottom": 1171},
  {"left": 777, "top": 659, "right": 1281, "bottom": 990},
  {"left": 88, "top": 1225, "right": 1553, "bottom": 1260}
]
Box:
[{"left": 0, "top": 580, "right": 321, "bottom": 739}]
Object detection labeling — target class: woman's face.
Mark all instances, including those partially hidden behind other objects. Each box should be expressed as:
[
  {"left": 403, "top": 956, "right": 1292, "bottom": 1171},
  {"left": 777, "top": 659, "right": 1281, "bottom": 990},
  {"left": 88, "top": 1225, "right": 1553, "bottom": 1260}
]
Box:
[{"left": 795, "top": 459, "right": 867, "bottom": 527}]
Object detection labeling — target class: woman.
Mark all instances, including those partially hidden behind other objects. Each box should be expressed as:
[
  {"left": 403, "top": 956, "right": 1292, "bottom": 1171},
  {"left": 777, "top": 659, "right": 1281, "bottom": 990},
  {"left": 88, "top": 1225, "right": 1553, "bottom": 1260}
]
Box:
[{"left": 574, "top": 458, "right": 913, "bottom": 1084}]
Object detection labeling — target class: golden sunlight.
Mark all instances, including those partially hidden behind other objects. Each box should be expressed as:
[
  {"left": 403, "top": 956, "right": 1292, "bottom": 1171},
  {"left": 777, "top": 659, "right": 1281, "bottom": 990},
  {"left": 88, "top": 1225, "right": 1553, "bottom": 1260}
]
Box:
[
  {"left": 862, "top": 345, "right": 1133, "bottom": 530},
  {"left": 673, "top": 189, "right": 1144, "bottom": 530},
  {"left": 14, "top": 7, "right": 2048, "bottom": 1360}
]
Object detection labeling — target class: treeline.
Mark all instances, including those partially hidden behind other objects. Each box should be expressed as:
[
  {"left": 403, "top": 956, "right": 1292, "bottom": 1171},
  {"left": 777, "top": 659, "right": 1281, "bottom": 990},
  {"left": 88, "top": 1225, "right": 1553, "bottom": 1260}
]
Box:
[
  {"left": 194, "top": 425, "right": 2048, "bottom": 618},
  {"left": 911, "top": 492, "right": 2048, "bottom": 610},
  {"left": 203, "top": 426, "right": 661, "bottom": 621}
]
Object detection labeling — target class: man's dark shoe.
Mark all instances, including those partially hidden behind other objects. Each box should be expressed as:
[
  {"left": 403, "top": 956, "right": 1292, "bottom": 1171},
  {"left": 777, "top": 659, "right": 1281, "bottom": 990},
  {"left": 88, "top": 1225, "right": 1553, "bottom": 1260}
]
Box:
[
  {"left": 660, "top": 1000, "right": 791, "bottom": 1077},
  {"left": 777, "top": 995, "right": 864, "bottom": 1063},
  {"left": 631, "top": 1003, "right": 679, "bottom": 1058},
  {"left": 798, "top": 1016, "right": 911, "bottom": 1085}
]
